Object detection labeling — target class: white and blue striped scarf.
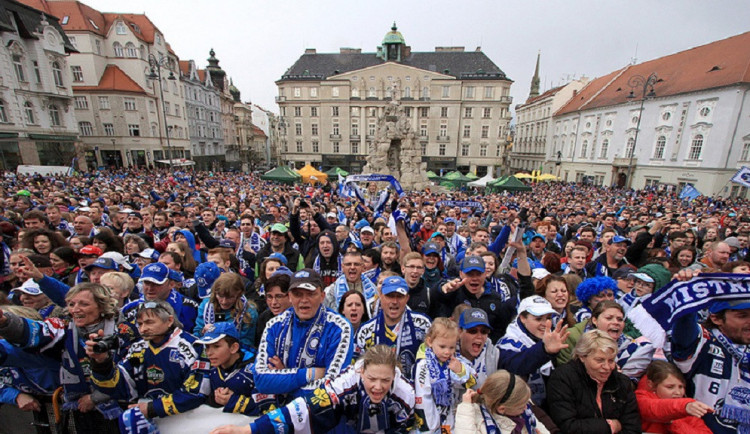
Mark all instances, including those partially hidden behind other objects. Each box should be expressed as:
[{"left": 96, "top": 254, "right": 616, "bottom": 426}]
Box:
[
  {"left": 333, "top": 274, "right": 378, "bottom": 317},
  {"left": 499, "top": 318, "right": 553, "bottom": 406}
]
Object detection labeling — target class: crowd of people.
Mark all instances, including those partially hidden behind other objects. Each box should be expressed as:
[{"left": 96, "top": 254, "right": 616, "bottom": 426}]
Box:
[{"left": 0, "top": 167, "right": 748, "bottom": 434}]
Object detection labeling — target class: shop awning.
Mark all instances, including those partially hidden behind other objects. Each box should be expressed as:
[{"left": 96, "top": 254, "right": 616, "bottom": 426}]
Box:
[{"left": 156, "top": 159, "right": 195, "bottom": 166}]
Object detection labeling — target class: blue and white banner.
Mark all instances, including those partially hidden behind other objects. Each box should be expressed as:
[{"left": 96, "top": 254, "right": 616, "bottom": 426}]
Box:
[
  {"left": 731, "top": 166, "right": 750, "bottom": 189},
  {"left": 344, "top": 174, "right": 406, "bottom": 197},
  {"left": 435, "top": 200, "right": 484, "bottom": 211},
  {"left": 678, "top": 184, "right": 701, "bottom": 201}
]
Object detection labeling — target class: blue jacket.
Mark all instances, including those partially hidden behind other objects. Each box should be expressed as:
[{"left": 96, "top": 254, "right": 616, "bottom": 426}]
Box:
[
  {"left": 206, "top": 349, "right": 275, "bottom": 415},
  {"left": 122, "top": 290, "right": 199, "bottom": 334},
  {"left": 0, "top": 339, "right": 60, "bottom": 404},
  {"left": 252, "top": 306, "right": 353, "bottom": 403},
  {"left": 194, "top": 298, "right": 258, "bottom": 350}
]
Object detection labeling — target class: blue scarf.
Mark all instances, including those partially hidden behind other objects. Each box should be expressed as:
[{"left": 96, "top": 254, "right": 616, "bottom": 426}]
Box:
[
  {"left": 362, "top": 266, "right": 380, "bottom": 286},
  {"left": 333, "top": 274, "right": 378, "bottom": 317},
  {"left": 436, "top": 200, "right": 483, "bottom": 212},
  {"left": 479, "top": 403, "right": 537, "bottom": 434},
  {"left": 484, "top": 277, "right": 512, "bottom": 301},
  {"left": 313, "top": 253, "right": 342, "bottom": 276},
  {"left": 118, "top": 407, "right": 159, "bottom": 434},
  {"left": 274, "top": 306, "right": 326, "bottom": 369},
  {"left": 370, "top": 309, "right": 420, "bottom": 375},
  {"left": 424, "top": 347, "right": 452, "bottom": 408},
  {"left": 357, "top": 379, "right": 389, "bottom": 432},
  {"left": 203, "top": 295, "right": 249, "bottom": 331}
]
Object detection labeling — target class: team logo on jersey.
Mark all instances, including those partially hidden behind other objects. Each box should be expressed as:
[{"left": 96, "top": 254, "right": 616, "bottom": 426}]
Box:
[
  {"left": 711, "top": 359, "right": 724, "bottom": 375},
  {"left": 708, "top": 344, "right": 724, "bottom": 357},
  {"left": 729, "top": 387, "right": 750, "bottom": 405},
  {"left": 310, "top": 388, "right": 331, "bottom": 407},
  {"left": 147, "top": 365, "right": 164, "bottom": 385}
]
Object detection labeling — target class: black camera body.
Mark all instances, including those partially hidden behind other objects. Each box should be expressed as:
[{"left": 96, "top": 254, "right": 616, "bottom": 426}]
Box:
[{"left": 92, "top": 334, "right": 119, "bottom": 354}]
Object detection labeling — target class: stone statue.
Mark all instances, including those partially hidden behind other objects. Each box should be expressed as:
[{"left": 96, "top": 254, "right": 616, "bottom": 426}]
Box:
[{"left": 363, "top": 96, "right": 429, "bottom": 191}]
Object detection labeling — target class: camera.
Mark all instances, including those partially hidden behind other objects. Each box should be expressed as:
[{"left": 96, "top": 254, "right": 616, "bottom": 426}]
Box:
[{"left": 92, "top": 334, "right": 119, "bottom": 354}]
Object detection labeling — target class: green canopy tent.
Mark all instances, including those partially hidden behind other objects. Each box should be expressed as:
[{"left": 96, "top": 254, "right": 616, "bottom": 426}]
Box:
[
  {"left": 325, "top": 167, "right": 349, "bottom": 177},
  {"left": 465, "top": 172, "right": 479, "bottom": 180},
  {"left": 440, "top": 171, "right": 473, "bottom": 189},
  {"left": 488, "top": 175, "right": 532, "bottom": 192},
  {"left": 260, "top": 166, "right": 302, "bottom": 185},
  {"left": 426, "top": 170, "right": 440, "bottom": 180}
]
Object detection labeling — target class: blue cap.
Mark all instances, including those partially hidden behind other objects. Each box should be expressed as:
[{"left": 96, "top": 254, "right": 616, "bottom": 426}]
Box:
[
  {"left": 461, "top": 256, "right": 485, "bottom": 273},
  {"left": 271, "top": 266, "right": 294, "bottom": 277},
  {"left": 139, "top": 262, "right": 169, "bottom": 285},
  {"left": 268, "top": 252, "right": 288, "bottom": 265},
  {"left": 461, "top": 208, "right": 470, "bottom": 213},
  {"left": 381, "top": 276, "right": 409, "bottom": 296},
  {"left": 708, "top": 299, "right": 750, "bottom": 314},
  {"left": 196, "top": 322, "right": 241, "bottom": 344},
  {"left": 218, "top": 239, "right": 237, "bottom": 250},
  {"left": 422, "top": 241, "right": 440, "bottom": 256},
  {"left": 444, "top": 217, "right": 457, "bottom": 225},
  {"left": 609, "top": 235, "right": 632, "bottom": 245},
  {"left": 429, "top": 231, "right": 446, "bottom": 240},
  {"left": 85, "top": 257, "right": 119, "bottom": 272},
  {"left": 168, "top": 269, "right": 184, "bottom": 283},
  {"left": 195, "top": 262, "right": 222, "bottom": 295},
  {"left": 459, "top": 308, "right": 492, "bottom": 330},
  {"left": 354, "top": 219, "right": 370, "bottom": 230},
  {"left": 137, "top": 248, "right": 160, "bottom": 262},
  {"left": 530, "top": 232, "right": 545, "bottom": 242}
]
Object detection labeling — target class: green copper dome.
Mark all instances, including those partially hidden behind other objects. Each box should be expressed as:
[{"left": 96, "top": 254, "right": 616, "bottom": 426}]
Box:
[{"left": 382, "top": 22, "right": 405, "bottom": 45}]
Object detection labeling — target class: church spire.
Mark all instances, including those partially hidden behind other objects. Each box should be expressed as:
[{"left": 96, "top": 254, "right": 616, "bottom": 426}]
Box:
[{"left": 529, "top": 51, "right": 541, "bottom": 99}]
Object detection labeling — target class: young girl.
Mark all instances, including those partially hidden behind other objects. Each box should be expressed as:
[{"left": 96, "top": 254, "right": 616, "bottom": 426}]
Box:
[
  {"left": 635, "top": 360, "right": 713, "bottom": 434},
  {"left": 210, "top": 344, "right": 415, "bottom": 434},
  {"left": 455, "top": 370, "right": 549, "bottom": 434},
  {"left": 195, "top": 273, "right": 258, "bottom": 350},
  {"left": 414, "top": 317, "right": 475, "bottom": 433}
]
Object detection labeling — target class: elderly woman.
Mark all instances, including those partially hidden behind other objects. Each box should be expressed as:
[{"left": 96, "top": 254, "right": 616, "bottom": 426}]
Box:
[
  {"left": 0, "top": 283, "right": 128, "bottom": 433},
  {"left": 547, "top": 329, "right": 641, "bottom": 434},
  {"left": 99, "top": 271, "right": 135, "bottom": 308}
]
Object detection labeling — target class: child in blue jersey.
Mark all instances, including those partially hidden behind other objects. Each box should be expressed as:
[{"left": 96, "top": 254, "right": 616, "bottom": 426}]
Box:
[
  {"left": 86, "top": 299, "right": 211, "bottom": 420},
  {"left": 197, "top": 322, "right": 275, "bottom": 415}
]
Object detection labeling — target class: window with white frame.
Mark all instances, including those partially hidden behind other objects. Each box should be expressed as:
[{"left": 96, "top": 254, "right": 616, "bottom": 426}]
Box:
[
  {"left": 421, "top": 143, "right": 427, "bottom": 155},
  {"left": 296, "top": 141, "right": 303, "bottom": 153},
  {"left": 654, "top": 136, "right": 666, "bottom": 159},
  {"left": 481, "top": 125, "right": 489, "bottom": 139},
  {"left": 625, "top": 137, "right": 635, "bottom": 158},
  {"left": 115, "top": 21, "right": 127, "bottom": 34},
  {"left": 311, "top": 124, "right": 319, "bottom": 136},
  {"left": 74, "top": 96, "right": 88, "bottom": 109},
  {"left": 128, "top": 124, "right": 140, "bottom": 136},
  {"left": 422, "top": 87, "right": 429, "bottom": 98},
  {"left": 480, "top": 144, "right": 487, "bottom": 157},
  {"left": 71, "top": 66, "right": 84, "bottom": 82},
  {"left": 463, "top": 125, "right": 471, "bottom": 138},
  {"left": 351, "top": 122, "right": 359, "bottom": 136},
  {"left": 310, "top": 87, "right": 318, "bottom": 98},
  {"left": 404, "top": 87, "right": 411, "bottom": 98},
  {"left": 496, "top": 144, "right": 502, "bottom": 157},
  {"left": 440, "top": 107, "right": 448, "bottom": 117},
  {"left": 78, "top": 121, "right": 93, "bottom": 136},
  {"left": 368, "top": 87, "right": 376, "bottom": 98},
  {"left": 125, "top": 43, "right": 138, "bottom": 58},
  {"left": 439, "top": 143, "right": 446, "bottom": 156},
  {"left": 332, "top": 123, "right": 340, "bottom": 135},
  {"left": 124, "top": 98, "right": 137, "bottom": 111},
  {"left": 0, "top": 100, "right": 7, "bottom": 123},
  {"left": 352, "top": 87, "right": 359, "bottom": 98},
  {"left": 293, "top": 87, "right": 301, "bottom": 97},
  {"left": 368, "top": 123, "right": 375, "bottom": 136},
  {"left": 420, "top": 107, "right": 429, "bottom": 118},
  {"left": 465, "top": 86, "right": 475, "bottom": 98},
  {"left": 12, "top": 55, "right": 26, "bottom": 82},
  {"left": 103, "top": 123, "right": 114, "bottom": 136},
  {"left": 312, "top": 141, "right": 319, "bottom": 153},
  {"left": 439, "top": 124, "right": 447, "bottom": 137},
  {"left": 483, "top": 107, "right": 491, "bottom": 118},
  {"left": 464, "top": 107, "right": 472, "bottom": 118},
  {"left": 741, "top": 143, "right": 750, "bottom": 161},
  {"left": 332, "top": 106, "right": 339, "bottom": 116},
  {"left": 580, "top": 140, "right": 588, "bottom": 158},
  {"left": 351, "top": 107, "right": 360, "bottom": 117},
  {"left": 333, "top": 142, "right": 340, "bottom": 153},
  {"left": 32, "top": 61, "right": 41, "bottom": 83},
  {"left": 404, "top": 107, "right": 411, "bottom": 117},
  {"left": 332, "top": 87, "right": 339, "bottom": 97},
  {"left": 688, "top": 134, "right": 703, "bottom": 160},
  {"left": 49, "top": 105, "right": 61, "bottom": 126},
  {"left": 24, "top": 102, "right": 35, "bottom": 124},
  {"left": 295, "top": 123, "right": 302, "bottom": 136},
  {"left": 310, "top": 107, "right": 318, "bottom": 117},
  {"left": 600, "top": 139, "right": 609, "bottom": 159},
  {"left": 484, "top": 87, "right": 493, "bottom": 98},
  {"left": 352, "top": 142, "right": 359, "bottom": 154},
  {"left": 113, "top": 42, "right": 124, "bottom": 57},
  {"left": 461, "top": 144, "right": 469, "bottom": 156}
]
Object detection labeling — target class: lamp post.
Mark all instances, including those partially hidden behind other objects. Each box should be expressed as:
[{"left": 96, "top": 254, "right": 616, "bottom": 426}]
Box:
[
  {"left": 625, "top": 72, "right": 659, "bottom": 189},
  {"left": 147, "top": 55, "right": 176, "bottom": 168}
]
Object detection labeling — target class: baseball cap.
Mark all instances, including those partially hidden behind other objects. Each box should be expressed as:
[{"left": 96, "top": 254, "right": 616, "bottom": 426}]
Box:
[
  {"left": 631, "top": 273, "right": 654, "bottom": 283},
  {"left": 326, "top": 212, "right": 337, "bottom": 219},
  {"left": 360, "top": 226, "right": 375, "bottom": 234},
  {"left": 270, "top": 223, "right": 288, "bottom": 234},
  {"left": 168, "top": 269, "right": 184, "bottom": 283},
  {"left": 459, "top": 308, "right": 492, "bottom": 330},
  {"left": 529, "top": 232, "right": 545, "bottom": 242},
  {"left": 724, "top": 237, "right": 741, "bottom": 249},
  {"left": 429, "top": 231, "right": 446, "bottom": 240},
  {"left": 85, "top": 257, "right": 119, "bottom": 272},
  {"left": 268, "top": 252, "right": 288, "bottom": 265},
  {"left": 289, "top": 269, "right": 322, "bottom": 291},
  {"left": 381, "top": 276, "right": 409, "bottom": 296},
  {"left": 609, "top": 235, "right": 632, "bottom": 245},
  {"left": 79, "top": 245, "right": 103, "bottom": 257},
  {"left": 218, "top": 239, "right": 237, "bottom": 250},
  {"left": 128, "top": 212, "right": 142, "bottom": 220},
  {"left": 139, "top": 262, "right": 169, "bottom": 285},
  {"left": 444, "top": 217, "right": 457, "bottom": 225},
  {"left": 518, "top": 295, "right": 557, "bottom": 317},
  {"left": 196, "top": 322, "right": 241, "bottom": 345},
  {"left": 118, "top": 208, "right": 134, "bottom": 214},
  {"left": 709, "top": 299, "right": 750, "bottom": 314},
  {"left": 195, "top": 262, "right": 223, "bottom": 296},
  {"left": 461, "top": 208, "right": 470, "bottom": 213},
  {"left": 422, "top": 242, "right": 440, "bottom": 256},
  {"left": 137, "top": 248, "right": 160, "bottom": 262},
  {"left": 271, "top": 265, "right": 294, "bottom": 277},
  {"left": 531, "top": 267, "right": 551, "bottom": 280},
  {"left": 612, "top": 266, "right": 636, "bottom": 280},
  {"left": 100, "top": 251, "right": 133, "bottom": 271},
  {"left": 461, "top": 256, "right": 485, "bottom": 273},
  {"left": 12, "top": 279, "right": 43, "bottom": 296}
]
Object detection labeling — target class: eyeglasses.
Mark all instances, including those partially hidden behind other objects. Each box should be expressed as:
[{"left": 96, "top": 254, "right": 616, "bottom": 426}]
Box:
[
  {"left": 404, "top": 265, "right": 425, "bottom": 270},
  {"left": 266, "top": 294, "right": 288, "bottom": 301},
  {"left": 466, "top": 327, "right": 491, "bottom": 335}
]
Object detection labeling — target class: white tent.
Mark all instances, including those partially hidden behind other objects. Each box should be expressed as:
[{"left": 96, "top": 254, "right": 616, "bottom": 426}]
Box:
[{"left": 468, "top": 173, "right": 495, "bottom": 187}]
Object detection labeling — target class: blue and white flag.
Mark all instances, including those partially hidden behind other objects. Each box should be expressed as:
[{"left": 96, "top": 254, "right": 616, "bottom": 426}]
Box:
[
  {"left": 731, "top": 166, "right": 750, "bottom": 188},
  {"left": 678, "top": 184, "right": 701, "bottom": 201}
]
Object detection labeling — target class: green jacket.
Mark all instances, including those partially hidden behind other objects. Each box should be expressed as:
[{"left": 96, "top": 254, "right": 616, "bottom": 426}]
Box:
[{"left": 556, "top": 319, "right": 589, "bottom": 366}]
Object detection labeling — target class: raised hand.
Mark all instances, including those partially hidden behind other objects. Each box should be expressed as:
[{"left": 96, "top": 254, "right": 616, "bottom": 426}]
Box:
[
  {"left": 442, "top": 277, "right": 466, "bottom": 294},
  {"left": 20, "top": 255, "right": 44, "bottom": 281},
  {"left": 542, "top": 319, "right": 570, "bottom": 354}
]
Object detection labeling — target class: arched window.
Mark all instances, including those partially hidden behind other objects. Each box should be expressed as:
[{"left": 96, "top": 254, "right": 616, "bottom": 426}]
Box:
[
  {"left": 52, "top": 61, "right": 64, "bottom": 87},
  {"left": 422, "top": 86, "right": 429, "bottom": 98},
  {"left": 600, "top": 139, "right": 609, "bottom": 159},
  {"left": 368, "top": 87, "right": 376, "bottom": 98},
  {"left": 688, "top": 134, "right": 703, "bottom": 160},
  {"left": 625, "top": 137, "right": 635, "bottom": 158},
  {"left": 49, "top": 105, "right": 61, "bottom": 126},
  {"left": 580, "top": 140, "right": 588, "bottom": 158},
  {"left": 404, "top": 86, "right": 411, "bottom": 98},
  {"left": 124, "top": 43, "right": 137, "bottom": 58},
  {"left": 0, "top": 100, "right": 8, "bottom": 123},
  {"left": 113, "top": 42, "right": 124, "bottom": 57},
  {"left": 654, "top": 136, "right": 666, "bottom": 159},
  {"left": 24, "top": 102, "right": 35, "bottom": 124},
  {"left": 351, "top": 87, "right": 359, "bottom": 98}
]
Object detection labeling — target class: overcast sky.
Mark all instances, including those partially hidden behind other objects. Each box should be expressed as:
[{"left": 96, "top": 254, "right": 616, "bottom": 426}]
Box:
[{"left": 84, "top": 0, "right": 750, "bottom": 121}]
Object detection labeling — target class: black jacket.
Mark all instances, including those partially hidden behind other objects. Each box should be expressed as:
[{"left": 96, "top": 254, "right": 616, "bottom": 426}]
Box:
[{"left": 547, "top": 359, "right": 641, "bottom": 434}]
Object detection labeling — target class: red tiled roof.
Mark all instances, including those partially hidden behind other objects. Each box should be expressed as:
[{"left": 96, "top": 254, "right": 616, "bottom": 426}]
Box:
[
  {"left": 179, "top": 60, "right": 190, "bottom": 76},
  {"left": 557, "top": 31, "right": 750, "bottom": 116},
  {"left": 521, "top": 84, "right": 565, "bottom": 106},
  {"left": 251, "top": 125, "right": 267, "bottom": 138},
  {"left": 74, "top": 64, "right": 146, "bottom": 94},
  {"left": 197, "top": 69, "right": 207, "bottom": 82}
]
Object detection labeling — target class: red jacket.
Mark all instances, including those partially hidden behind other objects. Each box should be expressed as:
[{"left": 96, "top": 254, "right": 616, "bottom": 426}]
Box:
[{"left": 635, "top": 376, "right": 712, "bottom": 434}]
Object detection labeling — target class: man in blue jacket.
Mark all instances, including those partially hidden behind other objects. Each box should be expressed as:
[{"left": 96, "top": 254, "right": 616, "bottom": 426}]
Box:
[{"left": 252, "top": 269, "right": 353, "bottom": 405}]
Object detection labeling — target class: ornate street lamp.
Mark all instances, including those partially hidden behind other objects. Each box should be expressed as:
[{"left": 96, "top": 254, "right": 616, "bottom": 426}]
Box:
[
  {"left": 147, "top": 55, "right": 176, "bottom": 167},
  {"left": 625, "top": 73, "right": 659, "bottom": 189}
]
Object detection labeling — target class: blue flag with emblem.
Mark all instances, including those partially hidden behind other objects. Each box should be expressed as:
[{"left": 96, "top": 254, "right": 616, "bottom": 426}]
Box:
[
  {"left": 678, "top": 184, "right": 701, "bottom": 201},
  {"left": 731, "top": 166, "right": 750, "bottom": 188}
]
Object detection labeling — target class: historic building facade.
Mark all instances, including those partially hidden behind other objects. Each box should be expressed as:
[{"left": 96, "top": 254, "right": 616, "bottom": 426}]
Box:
[
  {"left": 0, "top": 0, "right": 79, "bottom": 170},
  {"left": 511, "top": 53, "right": 589, "bottom": 175},
  {"left": 180, "top": 58, "right": 223, "bottom": 170},
  {"left": 276, "top": 25, "right": 513, "bottom": 176},
  {"left": 551, "top": 32, "right": 750, "bottom": 196}
]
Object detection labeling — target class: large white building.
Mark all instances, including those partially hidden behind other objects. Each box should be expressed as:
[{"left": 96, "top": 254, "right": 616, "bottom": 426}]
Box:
[
  {"left": 550, "top": 31, "right": 750, "bottom": 197},
  {"left": 179, "top": 58, "right": 223, "bottom": 170},
  {"left": 276, "top": 24, "right": 514, "bottom": 176},
  {"left": 0, "top": 0, "right": 79, "bottom": 170}
]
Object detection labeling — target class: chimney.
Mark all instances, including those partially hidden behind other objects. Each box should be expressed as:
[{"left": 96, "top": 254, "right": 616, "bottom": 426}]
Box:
[
  {"left": 435, "top": 47, "right": 465, "bottom": 52},
  {"left": 304, "top": 48, "right": 316, "bottom": 54}
]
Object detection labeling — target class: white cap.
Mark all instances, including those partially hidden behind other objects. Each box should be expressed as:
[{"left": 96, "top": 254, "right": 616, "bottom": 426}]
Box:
[
  {"left": 100, "top": 251, "right": 133, "bottom": 271},
  {"left": 531, "top": 267, "right": 551, "bottom": 280},
  {"left": 518, "top": 295, "right": 557, "bottom": 317}
]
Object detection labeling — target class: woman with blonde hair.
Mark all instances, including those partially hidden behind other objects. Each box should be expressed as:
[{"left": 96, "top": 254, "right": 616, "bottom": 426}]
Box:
[{"left": 194, "top": 273, "right": 258, "bottom": 350}]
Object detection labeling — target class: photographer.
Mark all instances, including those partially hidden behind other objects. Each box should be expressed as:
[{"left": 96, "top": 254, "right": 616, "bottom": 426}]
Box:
[{"left": 86, "top": 300, "right": 211, "bottom": 422}]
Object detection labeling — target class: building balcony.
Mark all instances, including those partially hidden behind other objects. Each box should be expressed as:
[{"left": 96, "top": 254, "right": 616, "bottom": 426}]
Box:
[
  {"left": 419, "top": 135, "right": 429, "bottom": 141},
  {"left": 329, "top": 134, "right": 341, "bottom": 140},
  {"left": 436, "top": 135, "right": 450, "bottom": 142},
  {"left": 499, "top": 96, "right": 513, "bottom": 104},
  {"left": 275, "top": 96, "right": 286, "bottom": 102},
  {"left": 365, "top": 134, "right": 375, "bottom": 140},
  {"left": 350, "top": 135, "right": 360, "bottom": 140}
]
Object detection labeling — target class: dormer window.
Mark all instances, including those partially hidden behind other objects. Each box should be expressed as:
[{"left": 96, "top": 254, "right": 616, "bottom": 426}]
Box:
[
  {"left": 61, "top": 16, "right": 69, "bottom": 25},
  {"left": 130, "top": 23, "right": 141, "bottom": 34},
  {"left": 115, "top": 21, "right": 127, "bottom": 35}
]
